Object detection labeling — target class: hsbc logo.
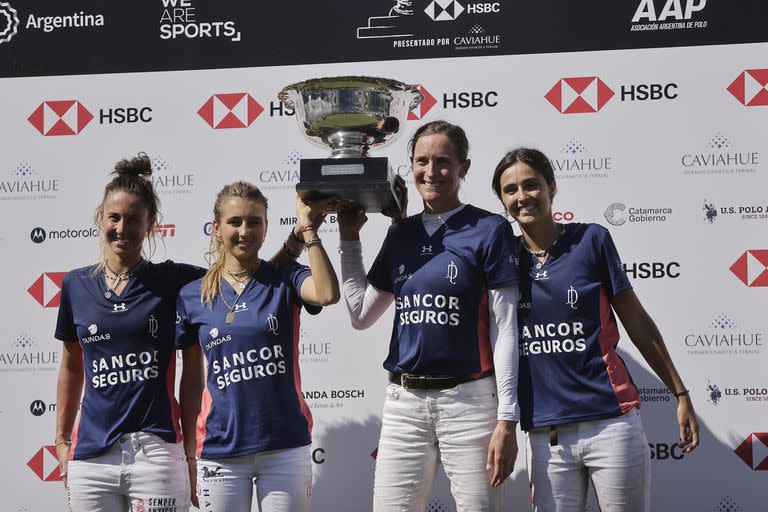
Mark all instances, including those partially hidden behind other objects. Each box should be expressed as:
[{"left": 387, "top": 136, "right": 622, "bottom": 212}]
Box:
[
  {"left": 408, "top": 85, "right": 437, "bottom": 120},
  {"left": 545, "top": 77, "right": 615, "bottom": 114},
  {"left": 27, "top": 445, "right": 63, "bottom": 481},
  {"left": 425, "top": 0, "right": 464, "bottom": 21},
  {"left": 734, "top": 432, "right": 768, "bottom": 470},
  {"left": 730, "top": 250, "right": 768, "bottom": 287},
  {"left": 28, "top": 100, "right": 94, "bottom": 136},
  {"left": 727, "top": 69, "right": 768, "bottom": 107},
  {"left": 0, "top": 1, "right": 19, "bottom": 44},
  {"left": 198, "top": 93, "right": 264, "bottom": 129},
  {"left": 27, "top": 272, "right": 67, "bottom": 307}
]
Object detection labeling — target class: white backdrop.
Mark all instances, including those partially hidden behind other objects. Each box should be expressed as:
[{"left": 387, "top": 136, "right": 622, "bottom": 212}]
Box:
[{"left": 2, "top": 42, "right": 767, "bottom": 511}]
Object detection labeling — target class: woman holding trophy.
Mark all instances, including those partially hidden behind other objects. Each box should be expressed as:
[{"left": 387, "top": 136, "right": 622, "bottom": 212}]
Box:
[{"left": 336, "top": 120, "right": 521, "bottom": 511}]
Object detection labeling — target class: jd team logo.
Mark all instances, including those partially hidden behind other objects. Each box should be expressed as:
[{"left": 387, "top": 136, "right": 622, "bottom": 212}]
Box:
[
  {"left": 28, "top": 101, "right": 94, "bottom": 136},
  {"left": 727, "top": 69, "right": 768, "bottom": 107},
  {"left": 734, "top": 433, "right": 768, "bottom": 470},
  {"left": 545, "top": 77, "right": 615, "bottom": 114},
  {"left": 198, "top": 93, "right": 263, "bottom": 129},
  {"left": 27, "top": 445, "right": 63, "bottom": 481},
  {"left": 408, "top": 85, "right": 437, "bottom": 120},
  {"left": 27, "top": 272, "right": 67, "bottom": 307},
  {"left": 730, "top": 250, "right": 768, "bottom": 287},
  {"left": 0, "top": 1, "right": 19, "bottom": 44}
]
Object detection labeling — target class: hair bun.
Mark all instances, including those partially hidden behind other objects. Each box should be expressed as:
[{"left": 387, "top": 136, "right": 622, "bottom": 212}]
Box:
[{"left": 113, "top": 152, "right": 152, "bottom": 178}]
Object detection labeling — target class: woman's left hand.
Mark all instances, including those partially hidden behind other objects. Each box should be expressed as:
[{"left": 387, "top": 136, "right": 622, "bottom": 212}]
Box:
[
  {"left": 676, "top": 396, "right": 699, "bottom": 453},
  {"left": 295, "top": 195, "right": 343, "bottom": 234},
  {"left": 486, "top": 420, "right": 518, "bottom": 487}
]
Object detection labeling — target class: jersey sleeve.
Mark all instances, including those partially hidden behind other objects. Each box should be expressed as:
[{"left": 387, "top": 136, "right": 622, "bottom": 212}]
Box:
[
  {"left": 597, "top": 226, "right": 632, "bottom": 298},
  {"left": 366, "top": 225, "right": 396, "bottom": 293},
  {"left": 481, "top": 220, "right": 519, "bottom": 289},
  {"left": 54, "top": 272, "right": 77, "bottom": 342},
  {"left": 175, "top": 289, "right": 198, "bottom": 350},
  {"left": 286, "top": 261, "right": 312, "bottom": 304}
]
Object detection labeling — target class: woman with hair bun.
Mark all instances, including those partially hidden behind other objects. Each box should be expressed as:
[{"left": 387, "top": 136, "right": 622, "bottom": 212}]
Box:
[
  {"left": 54, "top": 153, "right": 204, "bottom": 511},
  {"left": 54, "top": 155, "right": 324, "bottom": 511},
  {"left": 176, "top": 181, "right": 339, "bottom": 512}
]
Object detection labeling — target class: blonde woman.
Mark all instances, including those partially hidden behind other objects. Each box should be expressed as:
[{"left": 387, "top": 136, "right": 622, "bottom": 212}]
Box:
[{"left": 176, "top": 182, "right": 339, "bottom": 511}]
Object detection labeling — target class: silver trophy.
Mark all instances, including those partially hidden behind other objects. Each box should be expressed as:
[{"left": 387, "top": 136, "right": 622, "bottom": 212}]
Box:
[{"left": 278, "top": 76, "right": 422, "bottom": 213}]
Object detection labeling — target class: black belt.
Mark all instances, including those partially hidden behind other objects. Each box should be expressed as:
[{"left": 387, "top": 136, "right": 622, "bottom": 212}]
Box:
[{"left": 388, "top": 369, "right": 494, "bottom": 390}]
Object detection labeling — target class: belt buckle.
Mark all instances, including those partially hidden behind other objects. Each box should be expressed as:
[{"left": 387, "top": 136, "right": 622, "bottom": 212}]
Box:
[{"left": 400, "top": 373, "right": 426, "bottom": 389}]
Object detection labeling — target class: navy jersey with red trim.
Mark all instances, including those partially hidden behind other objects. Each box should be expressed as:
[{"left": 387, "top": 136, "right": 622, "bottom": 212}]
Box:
[
  {"left": 367, "top": 204, "right": 518, "bottom": 376},
  {"left": 176, "top": 260, "right": 312, "bottom": 459},
  {"left": 516, "top": 223, "right": 640, "bottom": 430},
  {"left": 54, "top": 260, "right": 205, "bottom": 460}
]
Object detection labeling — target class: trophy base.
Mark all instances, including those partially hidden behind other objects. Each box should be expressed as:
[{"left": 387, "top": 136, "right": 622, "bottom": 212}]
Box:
[{"left": 297, "top": 157, "right": 401, "bottom": 214}]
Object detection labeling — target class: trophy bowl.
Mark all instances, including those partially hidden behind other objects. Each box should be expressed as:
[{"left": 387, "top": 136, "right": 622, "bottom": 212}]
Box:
[{"left": 278, "top": 76, "right": 423, "bottom": 214}]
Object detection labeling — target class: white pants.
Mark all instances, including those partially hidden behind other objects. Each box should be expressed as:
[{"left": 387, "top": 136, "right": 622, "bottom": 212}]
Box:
[
  {"left": 196, "top": 445, "right": 311, "bottom": 512},
  {"left": 373, "top": 377, "right": 503, "bottom": 512},
  {"left": 527, "top": 409, "right": 651, "bottom": 512},
  {"left": 67, "top": 431, "right": 190, "bottom": 512}
]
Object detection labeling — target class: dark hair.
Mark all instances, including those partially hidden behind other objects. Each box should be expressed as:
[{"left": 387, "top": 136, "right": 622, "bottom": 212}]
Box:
[
  {"left": 93, "top": 152, "right": 162, "bottom": 272},
  {"left": 491, "top": 148, "right": 556, "bottom": 201},
  {"left": 407, "top": 120, "right": 469, "bottom": 162},
  {"left": 99, "top": 152, "right": 160, "bottom": 226}
]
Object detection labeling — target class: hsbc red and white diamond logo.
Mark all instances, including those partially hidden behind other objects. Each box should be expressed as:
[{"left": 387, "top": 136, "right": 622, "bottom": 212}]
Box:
[
  {"left": 408, "top": 85, "right": 437, "bottom": 121},
  {"left": 28, "top": 100, "right": 94, "bottom": 136},
  {"left": 730, "top": 250, "right": 768, "bottom": 287},
  {"left": 27, "top": 445, "right": 63, "bottom": 481},
  {"left": 27, "top": 272, "right": 67, "bottom": 307},
  {"left": 198, "top": 93, "right": 263, "bottom": 129},
  {"left": 545, "top": 77, "right": 615, "bottom": 114},
  {"left": 734, "top": 432, "right": 768, "bottom": 470},
  {"left": 727, "top": 69, "right": 768, "bottom": 107}
]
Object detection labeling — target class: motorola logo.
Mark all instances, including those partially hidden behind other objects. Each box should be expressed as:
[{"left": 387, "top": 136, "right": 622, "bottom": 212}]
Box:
[
  {"left": 30, "top": 227, "right": 47, "bottom": 243},
  {"left": 30, "top": 399, "right": 54, "bottom": 416}
]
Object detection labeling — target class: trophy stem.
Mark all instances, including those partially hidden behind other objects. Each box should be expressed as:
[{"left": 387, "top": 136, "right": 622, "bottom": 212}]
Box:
[{"left": 327, "top": 131, "right": 370, "bottom": 158}]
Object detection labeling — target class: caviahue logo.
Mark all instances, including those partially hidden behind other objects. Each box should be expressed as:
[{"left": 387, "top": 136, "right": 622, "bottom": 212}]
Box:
[
  {"left": 730, "top": 250, "right": 768, "bottom": 287},
  {"left": 715, "top": 497, "right": 743, "bottom": 512},
  {"left": 1, "top": 333, "right": 59, "bottom": 373},
  {"left": 150, "top": 155, "right": 195, "bottom": 195},
  {"left": 734, "top": 433, "right": 768, "bottom": 470},
  {"left": 28, "top": 101, "right": 93, "bottom": 136},
  {"left": 408, "top": 84, "right": 437, "bottom": 120},
  {"left": 27, "top": 445, "right": 63, "bottom": 481},
  {"left": 0, "top": 1, "right": 19, "bottom": 44},
  {"left": 727, "top": 69, "right": 768, "bottom": 107},
  {"left": 1, "top": 163, "right": 60, "bottom": 201},
  {"left": 27, "top": 272, "right": 67, "bottom": 307},
  {"left": 545, "top": 77, "right": 614, "bottom": 114},
  {"left": 552, "top": 139, "right": 613, "bottom": 180},
  {"left": 257, "top": 150, "right": 301, "bottom": 191},
  {"left": 682, "top": 133, "right": 759, "bottom": 176},
  {"left": 685, "top": 314, "right": 763, "bottom": 356},
  {"left": 160, "top": 0, "right": 242, "bottom": 42},
  {"left": 198, "top": 93, "right": 263, "bottom": 129}
]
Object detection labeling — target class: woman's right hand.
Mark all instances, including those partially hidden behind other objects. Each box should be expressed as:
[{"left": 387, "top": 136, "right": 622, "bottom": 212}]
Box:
[
  {"left": 187, "top": 459, "right": 199, "bottom": 508},
  {"left": 337, "top": 209, "right": 368, "bottom": 241},
  {"left": 56, "top": 443, "right": 70, "bottom": 487}
]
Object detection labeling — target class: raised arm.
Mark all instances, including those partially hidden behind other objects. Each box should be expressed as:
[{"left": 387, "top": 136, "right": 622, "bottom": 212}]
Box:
[{"left": 296, "top": 195, "right": 340, "bottom": 306}]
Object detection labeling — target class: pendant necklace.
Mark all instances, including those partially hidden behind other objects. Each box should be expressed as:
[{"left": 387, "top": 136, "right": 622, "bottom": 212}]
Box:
[
  {"left": 523, "top": 224, "right": 564, "bottom": 269},
  {"left": 104, "top": 259, "right": 144, "bottom": 299}
]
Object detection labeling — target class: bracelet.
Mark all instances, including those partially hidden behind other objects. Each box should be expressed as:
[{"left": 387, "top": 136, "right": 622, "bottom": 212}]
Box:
[
  {"left": 55, "top": 439, "right": 71, "bottom": 447},
  {"left": 185, "top": 455, "right": 196, "bottom": 462},
  {"left": 300, "top": 224, "right": 317, "bottom": 233},
  {"left": 282, "top": 243, "right": 301, "bottom": 259},
  {"left": 673, "top": 389, "right": 689, "bottom": 398},
  {"left": 304, "top": 238, "right": 322, "bottom": 249},
  {"left": 289, "top": 227, "right": 306, "bottom": 244}
]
